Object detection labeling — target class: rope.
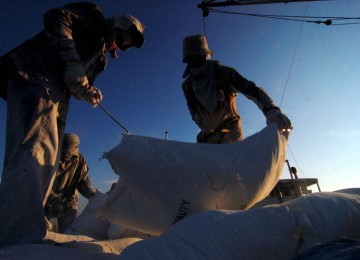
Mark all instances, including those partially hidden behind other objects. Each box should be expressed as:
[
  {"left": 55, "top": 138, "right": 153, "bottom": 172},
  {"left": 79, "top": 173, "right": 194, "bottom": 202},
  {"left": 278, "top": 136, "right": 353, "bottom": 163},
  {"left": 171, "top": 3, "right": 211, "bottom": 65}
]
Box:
[
  {"left": 279, "top": 4, "right": 308, "bottom": 107},
  {"left": 202, "top": 14, "right": 207, "bottom": 36}
]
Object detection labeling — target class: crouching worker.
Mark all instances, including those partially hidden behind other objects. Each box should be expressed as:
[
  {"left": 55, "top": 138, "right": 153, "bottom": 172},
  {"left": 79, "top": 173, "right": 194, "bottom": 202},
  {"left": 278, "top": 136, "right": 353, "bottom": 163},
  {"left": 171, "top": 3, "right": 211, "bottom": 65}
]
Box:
[{"left": 45, "top": 133, "right": 96, "bottom": 233}]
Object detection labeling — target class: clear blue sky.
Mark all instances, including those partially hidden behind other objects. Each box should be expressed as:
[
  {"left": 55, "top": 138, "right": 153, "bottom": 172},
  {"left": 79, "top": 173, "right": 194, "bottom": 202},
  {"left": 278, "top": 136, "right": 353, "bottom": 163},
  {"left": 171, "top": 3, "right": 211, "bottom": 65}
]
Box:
[{"left": 0, "top": 0, "right": 359, "bottom": 196}]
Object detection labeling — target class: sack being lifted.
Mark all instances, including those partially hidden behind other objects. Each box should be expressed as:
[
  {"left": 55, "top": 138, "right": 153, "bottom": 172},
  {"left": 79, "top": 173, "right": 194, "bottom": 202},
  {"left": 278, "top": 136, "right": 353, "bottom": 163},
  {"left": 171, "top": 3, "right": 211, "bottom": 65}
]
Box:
[{"left": 100, "top": 123, "right": 289, "bottom": 235}]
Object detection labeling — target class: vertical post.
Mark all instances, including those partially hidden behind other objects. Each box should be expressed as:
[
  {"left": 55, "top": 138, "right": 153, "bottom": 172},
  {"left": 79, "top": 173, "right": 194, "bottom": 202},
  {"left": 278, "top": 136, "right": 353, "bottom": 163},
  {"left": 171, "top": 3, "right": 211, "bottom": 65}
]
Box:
[{"left": 285, "top": 159, "right": 293, "bottom": 180}]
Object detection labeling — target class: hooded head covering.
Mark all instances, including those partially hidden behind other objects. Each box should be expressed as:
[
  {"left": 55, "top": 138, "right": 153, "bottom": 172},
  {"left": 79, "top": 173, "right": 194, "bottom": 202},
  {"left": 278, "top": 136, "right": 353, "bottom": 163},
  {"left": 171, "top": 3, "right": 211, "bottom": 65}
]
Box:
[
  {"left": 106, "top": 14, "right": 145, "bottom": 58},
  {"left": 110, "top": 14, "right": 145, "bottom": 48},
  {"left": 61, "top": 133, "right": 80, "bottom": 159}
]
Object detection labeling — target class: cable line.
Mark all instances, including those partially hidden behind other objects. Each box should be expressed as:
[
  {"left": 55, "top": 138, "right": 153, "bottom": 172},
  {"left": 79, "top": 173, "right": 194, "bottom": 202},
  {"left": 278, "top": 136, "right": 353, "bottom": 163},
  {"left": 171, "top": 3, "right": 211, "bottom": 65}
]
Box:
[
  {"left": 206, "top": 8, "right": 360, "bottom": 25},
  {"left": 202, "top": 14, "right": 207, "bottom": 36},
  {"left": 279, "top": 4, "right": 307, "bottom": 107},
  {"left": 278, "top": 3, "right": 309, "bottom": 178}
]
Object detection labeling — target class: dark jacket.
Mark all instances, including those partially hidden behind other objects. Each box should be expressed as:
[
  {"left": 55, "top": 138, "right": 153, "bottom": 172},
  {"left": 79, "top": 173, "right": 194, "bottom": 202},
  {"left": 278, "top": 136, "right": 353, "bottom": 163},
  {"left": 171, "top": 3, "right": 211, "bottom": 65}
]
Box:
[
  {"left": 182, "top": 61, "right": 276, "bottom": 142},
  {"left": 45, "top": 153, "right": 95, "bottom": 218},
  {"left": 0, "top": 2, "right": 109, "bottom": 100}
]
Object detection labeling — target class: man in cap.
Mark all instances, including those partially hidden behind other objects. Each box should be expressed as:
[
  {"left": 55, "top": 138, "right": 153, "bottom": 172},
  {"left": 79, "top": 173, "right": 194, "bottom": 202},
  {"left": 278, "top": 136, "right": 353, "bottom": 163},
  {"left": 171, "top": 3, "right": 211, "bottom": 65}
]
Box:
[
  {"left": 0, "top": 2, "right": 144, "bottom": 247},
  {"left": 45, "top": 133, "right": 96, "bottom": 233},
  {"left": 182, "top": 34, "right": 292, "bottom": 144}
]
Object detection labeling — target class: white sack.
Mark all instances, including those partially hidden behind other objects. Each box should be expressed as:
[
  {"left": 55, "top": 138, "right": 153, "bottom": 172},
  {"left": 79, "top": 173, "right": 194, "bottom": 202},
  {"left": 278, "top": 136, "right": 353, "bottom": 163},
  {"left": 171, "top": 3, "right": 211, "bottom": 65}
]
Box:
[
  {"left": 101, "top": 124, "right": 288, "bottom": 235},
  {"left": 65, "top": 189, "right": 147, "bottom": 240},
  {"left": 65, "top": 190, "right": 111, "bottom": 240},
  {"left": 119, "top": 189, "right": 360, "bottom": 260},
  {"left": 107, "top": 224, "right": 148, "bottom": 240}
]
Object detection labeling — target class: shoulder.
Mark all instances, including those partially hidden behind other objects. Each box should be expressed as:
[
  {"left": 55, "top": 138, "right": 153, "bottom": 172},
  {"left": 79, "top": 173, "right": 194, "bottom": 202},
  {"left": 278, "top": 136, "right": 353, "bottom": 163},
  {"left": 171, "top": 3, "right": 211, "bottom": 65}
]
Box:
[
  {"left": 182, "top": 76, "right": 190, "bottom": 90},
  {"left": 48, "top": 2, "right": 106, "bottom": 21},
  {"left": 63, "top": 2, "right": 103, "bottom": 12},
  {"left": 214, "top": 61, "right": 238, "bottom": 75},
  {"left": 78, "top": 153, "right": 86, "bottom": 162},
  {"left": 44, "top": 2, "right": 105, "bottom": 23},
  {"left": 212, "top": 62, "right": 240, "bottom": 85},
  {"left": 181, "top": 67, "right": 192, "bottom": 92}
]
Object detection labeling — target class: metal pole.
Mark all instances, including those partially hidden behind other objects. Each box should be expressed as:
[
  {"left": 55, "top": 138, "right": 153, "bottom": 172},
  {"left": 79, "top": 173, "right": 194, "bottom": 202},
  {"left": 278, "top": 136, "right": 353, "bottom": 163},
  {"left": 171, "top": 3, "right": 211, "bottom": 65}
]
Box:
[
  {"left": 97, "top": 103, "right": 130, "bottom": 134},
  {"left": 285, "top": 159, "right": 294, "bottom": 180}
]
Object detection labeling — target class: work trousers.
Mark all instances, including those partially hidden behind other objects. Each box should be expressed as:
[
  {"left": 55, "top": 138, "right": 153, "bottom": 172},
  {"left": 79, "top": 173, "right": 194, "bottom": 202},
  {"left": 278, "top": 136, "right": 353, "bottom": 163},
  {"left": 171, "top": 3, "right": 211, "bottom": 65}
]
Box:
[
  {"left": 0, "top": 77, "right": 69, "bottom": 247},
  {"left": 57, "top": 208, "right": 77, "bottom": 233}
]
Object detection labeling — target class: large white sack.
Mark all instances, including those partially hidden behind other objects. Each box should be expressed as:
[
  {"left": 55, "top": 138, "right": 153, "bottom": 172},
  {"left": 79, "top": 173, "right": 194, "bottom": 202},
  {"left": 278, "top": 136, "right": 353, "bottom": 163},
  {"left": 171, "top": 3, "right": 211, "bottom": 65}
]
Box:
[
  {"left": 101, "top": 123, "right": 288, "bottom": 235},
  {"left": 107, "top": 223, "right": 149, "bottom": 240},
  {"left": 119, "top": 189, "right": 360, "bottom": 260}
]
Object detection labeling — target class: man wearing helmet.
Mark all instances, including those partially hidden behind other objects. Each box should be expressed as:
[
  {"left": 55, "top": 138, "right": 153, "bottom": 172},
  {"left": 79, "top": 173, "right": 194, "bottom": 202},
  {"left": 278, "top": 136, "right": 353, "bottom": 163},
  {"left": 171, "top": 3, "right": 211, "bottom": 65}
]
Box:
[
  {"left": 0, "top": 2, "right": 144, "bottom": 247},
  {"left": 182, "top": 34, "right": 292, "bottom": 144}
]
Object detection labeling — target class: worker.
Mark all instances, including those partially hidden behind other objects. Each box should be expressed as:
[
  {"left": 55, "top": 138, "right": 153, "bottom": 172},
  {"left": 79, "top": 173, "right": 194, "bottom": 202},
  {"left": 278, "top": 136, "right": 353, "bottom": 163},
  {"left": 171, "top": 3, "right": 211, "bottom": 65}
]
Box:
[
  {"left": 45, "top": 133, "right": 96, "bottom": 233},
  {"left": 0, "top": 2, "right": 144, "bottom": 247},
  {"left": 290, "top": 166, "right": 299, "bottom": 179},
  {"left": 182, "top": 34, "right": 292, "bottom": 144}
]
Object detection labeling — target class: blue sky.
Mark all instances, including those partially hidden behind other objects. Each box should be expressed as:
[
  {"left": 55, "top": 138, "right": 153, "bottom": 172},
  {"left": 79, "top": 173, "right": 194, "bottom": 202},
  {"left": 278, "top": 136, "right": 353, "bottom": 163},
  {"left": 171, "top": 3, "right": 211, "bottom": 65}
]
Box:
[{"left": 1, "top": 0, "right": 359, "bottom": 196}]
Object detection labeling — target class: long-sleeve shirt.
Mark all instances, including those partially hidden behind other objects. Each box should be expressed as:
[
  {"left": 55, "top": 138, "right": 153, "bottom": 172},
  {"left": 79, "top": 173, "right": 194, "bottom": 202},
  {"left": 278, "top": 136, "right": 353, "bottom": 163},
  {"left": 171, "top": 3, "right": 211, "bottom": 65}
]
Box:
[
  {"left": 182, "top": 61, "right": 276, "bottom": 142},
  {"left": 0, "top": 2, "right": 108, "bottom": 101},
  {"left": 45, "top": 153, "right": 95, "bottom": 218}
]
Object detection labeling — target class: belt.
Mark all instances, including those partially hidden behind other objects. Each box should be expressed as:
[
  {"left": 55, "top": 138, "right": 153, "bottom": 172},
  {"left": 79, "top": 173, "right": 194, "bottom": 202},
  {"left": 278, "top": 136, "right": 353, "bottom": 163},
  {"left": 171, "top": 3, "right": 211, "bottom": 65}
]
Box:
[{"left": 209, "top": 129, "right": 230, "bottom": 133}]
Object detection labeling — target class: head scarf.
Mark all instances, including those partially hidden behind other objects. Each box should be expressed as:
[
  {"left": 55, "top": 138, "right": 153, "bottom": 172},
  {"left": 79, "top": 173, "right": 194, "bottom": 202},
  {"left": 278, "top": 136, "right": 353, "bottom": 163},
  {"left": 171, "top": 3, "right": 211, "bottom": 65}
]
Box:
[
  {"left": 187, "top": 60, "right": 219, "bottom": 113},
  {"left": 61, "top": 133, "right": 80, "bottom": 160},
  {"left": 107, "top": 14, "right": 145, "bottom": 58}
]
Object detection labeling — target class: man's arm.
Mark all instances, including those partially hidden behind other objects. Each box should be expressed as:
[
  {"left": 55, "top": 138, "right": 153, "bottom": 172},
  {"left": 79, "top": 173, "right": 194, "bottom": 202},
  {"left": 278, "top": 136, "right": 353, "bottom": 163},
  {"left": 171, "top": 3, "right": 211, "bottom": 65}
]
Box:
[
  {"left": 76, "top": 155, "right": 96, "bottom": 199},
  {"left": 223, "top": 66, "right": 292, "bottom": 130},
  {"left": 43, "top": 6, "right": 102, "bottom": 106}
]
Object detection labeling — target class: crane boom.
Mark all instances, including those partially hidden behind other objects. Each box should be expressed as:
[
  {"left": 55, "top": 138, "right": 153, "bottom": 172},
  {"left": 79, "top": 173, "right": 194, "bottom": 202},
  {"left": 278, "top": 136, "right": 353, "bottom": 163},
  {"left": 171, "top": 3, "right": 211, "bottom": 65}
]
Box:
[
  {"left": 198, "top": 0, "right": 329, "bottom": 8},
  {"left": 198, "top": 0, "right": 331, "bottom": 16}
]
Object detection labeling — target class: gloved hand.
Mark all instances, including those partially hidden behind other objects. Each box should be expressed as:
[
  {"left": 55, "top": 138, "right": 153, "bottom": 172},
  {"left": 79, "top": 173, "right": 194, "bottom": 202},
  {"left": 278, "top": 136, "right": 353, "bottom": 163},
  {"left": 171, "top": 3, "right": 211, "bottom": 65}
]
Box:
[
  {"left": 266, "top": 107, "right": 292, "bottom": 131},
  {"left": 63, "top": 61, "right": 103, "bottom": 107},
  {"left": 82, "top": 84, "right": 103, "bottom": 107}
]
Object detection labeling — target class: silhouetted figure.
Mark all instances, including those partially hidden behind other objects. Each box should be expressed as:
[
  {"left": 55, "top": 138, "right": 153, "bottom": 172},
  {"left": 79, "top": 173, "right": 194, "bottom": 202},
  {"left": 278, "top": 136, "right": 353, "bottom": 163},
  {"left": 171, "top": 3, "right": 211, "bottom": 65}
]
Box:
[
  {"left": 182, "top": 34, "right": 292, "bottom": 144},
  {"left": 0, "top": 2, "right": 144, "bottom": 247}
]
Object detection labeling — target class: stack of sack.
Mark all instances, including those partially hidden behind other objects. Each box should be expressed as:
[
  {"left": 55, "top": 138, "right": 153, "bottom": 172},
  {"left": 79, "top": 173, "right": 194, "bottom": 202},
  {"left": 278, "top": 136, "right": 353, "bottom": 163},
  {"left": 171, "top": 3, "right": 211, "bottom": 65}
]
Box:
[{"left": 119, "top": 189, "right": 360, "bottom": 259}]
